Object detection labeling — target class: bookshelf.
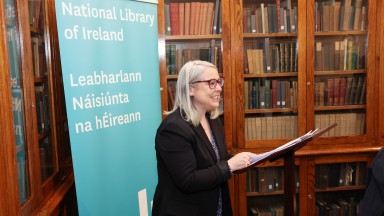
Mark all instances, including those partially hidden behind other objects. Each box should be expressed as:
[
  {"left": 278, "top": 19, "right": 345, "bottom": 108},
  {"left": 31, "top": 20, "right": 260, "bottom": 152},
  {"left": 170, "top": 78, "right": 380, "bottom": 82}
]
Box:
[
  {"left": 158, "top": 0, "right": 234, "bottom": 148},
  {"left": 1, "top": 0, "right": 76, "bottom": 215},
  {"left": 159, "top": 0, "right": 383, "bottom": 215}
]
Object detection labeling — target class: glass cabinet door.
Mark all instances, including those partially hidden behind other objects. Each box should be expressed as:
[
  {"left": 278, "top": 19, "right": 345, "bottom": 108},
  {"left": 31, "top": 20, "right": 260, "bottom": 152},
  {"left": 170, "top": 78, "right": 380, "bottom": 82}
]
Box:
[
  {"left": 312, "top": 0, "right": 370, "bottom": 141},
  {"left": 314, "top": 161, "right": 367, "bottom": 215},
  {"left": 4, "top": 0, "right": 30, "bottom": 204},
  {"left": 28, "top": 0, "right": 57, "bottom": 183},
  {"left": 239, "top": 0, "right": 304, "bottom": 215},
  {"left": 241, "top": 0, "right": 301, "bottom": 148}
]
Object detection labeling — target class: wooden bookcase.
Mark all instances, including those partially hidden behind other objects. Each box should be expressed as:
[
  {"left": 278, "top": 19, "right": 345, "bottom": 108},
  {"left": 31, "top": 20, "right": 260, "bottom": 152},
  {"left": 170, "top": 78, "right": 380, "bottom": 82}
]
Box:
[
  {"left": 0, "top": 0, "right": 76, "bottom": 215},
  {"left": 158, "top": 0, "right": 383, "bottom": 215}
]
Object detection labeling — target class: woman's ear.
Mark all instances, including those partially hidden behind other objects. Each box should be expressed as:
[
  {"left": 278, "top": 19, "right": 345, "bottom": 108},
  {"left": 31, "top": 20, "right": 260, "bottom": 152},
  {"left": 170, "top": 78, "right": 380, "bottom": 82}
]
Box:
[{"left": 189, "top": 85, "right": 195, "bottom": 97}]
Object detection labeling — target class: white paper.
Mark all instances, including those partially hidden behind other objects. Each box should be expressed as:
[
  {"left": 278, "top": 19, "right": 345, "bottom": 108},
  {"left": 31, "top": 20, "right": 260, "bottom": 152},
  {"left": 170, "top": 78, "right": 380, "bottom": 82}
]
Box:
[{"left": 249, "top": 129, "right": 318, "bottom": 166}]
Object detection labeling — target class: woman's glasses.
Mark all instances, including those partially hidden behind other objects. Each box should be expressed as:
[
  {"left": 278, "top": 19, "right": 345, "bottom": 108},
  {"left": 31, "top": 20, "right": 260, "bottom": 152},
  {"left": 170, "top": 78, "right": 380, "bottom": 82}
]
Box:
[{"left": 191, "top": 78, "right": 224, "bottom": 89}]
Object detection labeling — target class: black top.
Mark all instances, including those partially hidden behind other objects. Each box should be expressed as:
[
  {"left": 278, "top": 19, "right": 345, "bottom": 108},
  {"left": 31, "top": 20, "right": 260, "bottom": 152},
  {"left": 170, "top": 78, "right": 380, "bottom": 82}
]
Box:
[{"left": 152, "top": 109, "right": 233, "bottom": 216}]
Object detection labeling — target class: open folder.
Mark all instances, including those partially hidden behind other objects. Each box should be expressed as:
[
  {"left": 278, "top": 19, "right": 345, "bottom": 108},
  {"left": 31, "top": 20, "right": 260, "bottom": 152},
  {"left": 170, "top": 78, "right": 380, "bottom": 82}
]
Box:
[{"left": 240, "top": 123, "right": 337, "bottom": 171}]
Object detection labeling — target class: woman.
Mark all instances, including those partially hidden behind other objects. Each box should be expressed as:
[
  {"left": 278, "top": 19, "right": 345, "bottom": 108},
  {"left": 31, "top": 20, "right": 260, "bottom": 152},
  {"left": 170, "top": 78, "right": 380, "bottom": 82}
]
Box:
[{"left": 153, "top": 60, "right": 255, "bottom": 216}]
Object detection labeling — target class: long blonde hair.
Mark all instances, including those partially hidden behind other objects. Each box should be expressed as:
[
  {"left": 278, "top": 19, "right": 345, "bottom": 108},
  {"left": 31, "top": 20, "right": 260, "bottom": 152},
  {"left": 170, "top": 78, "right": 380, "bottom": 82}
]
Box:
[{"left": 165, "top": 60, "right": 220, "bottom": 126}]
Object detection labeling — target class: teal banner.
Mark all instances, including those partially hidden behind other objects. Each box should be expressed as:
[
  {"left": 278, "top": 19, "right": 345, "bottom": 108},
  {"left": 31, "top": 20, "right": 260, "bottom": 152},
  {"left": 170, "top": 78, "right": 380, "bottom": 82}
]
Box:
[{"left": 54, "top": 0, "right": 160, "bottom": 215}]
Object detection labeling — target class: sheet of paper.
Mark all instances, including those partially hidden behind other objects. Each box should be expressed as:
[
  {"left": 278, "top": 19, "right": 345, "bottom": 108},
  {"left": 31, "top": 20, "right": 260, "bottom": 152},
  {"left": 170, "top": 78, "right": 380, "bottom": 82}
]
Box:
[{"left": 249, "top": 129, "right": 318, "bottom": 165}]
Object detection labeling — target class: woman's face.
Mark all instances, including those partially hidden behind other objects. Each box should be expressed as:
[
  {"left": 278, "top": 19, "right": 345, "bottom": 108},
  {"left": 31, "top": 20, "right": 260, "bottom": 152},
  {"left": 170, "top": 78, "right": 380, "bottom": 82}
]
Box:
[{"left": 189, "top": 67, "right": 222, "bottom": 114}]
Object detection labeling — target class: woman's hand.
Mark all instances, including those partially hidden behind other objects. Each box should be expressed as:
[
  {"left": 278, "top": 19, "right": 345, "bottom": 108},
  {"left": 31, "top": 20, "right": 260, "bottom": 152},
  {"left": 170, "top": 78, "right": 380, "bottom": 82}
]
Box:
[{"left": 227, "top": 152, "right": 257, "bottom": 172}]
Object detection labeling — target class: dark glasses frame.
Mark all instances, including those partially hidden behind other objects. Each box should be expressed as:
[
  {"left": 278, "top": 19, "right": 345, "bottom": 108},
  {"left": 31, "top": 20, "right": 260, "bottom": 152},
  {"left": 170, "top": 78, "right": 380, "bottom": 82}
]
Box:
[{"left": 191, "top": 78, "right": 224, "bottom": 89}]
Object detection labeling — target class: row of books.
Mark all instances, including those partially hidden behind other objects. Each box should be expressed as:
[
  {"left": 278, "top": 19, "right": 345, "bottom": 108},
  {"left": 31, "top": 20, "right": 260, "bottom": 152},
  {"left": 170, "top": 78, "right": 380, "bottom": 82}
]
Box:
[
  {"left": 315, "top": 0, "right": 367, "bottom": 32},
  {"left": 166, "top": 41, "right": 222, "bottom": 75},
  {"left": 28, "top": 0, "right": 42, "bottom": 28},
  {"left": 31, "top": 36, "right": 47, "bottom": 78},
  {"left": 316, "top": 162, "right": 366, "bottom": 189},
  {"left": 165, "top": 0, "right": 221, "bottom": 36},
  {"left": 35, "top": 84, "right": 50, "bottom": 134},
  {"left": 243, "top": 0, "right": 297, "bottom": 34},
  {"left": 316, "top": 197, "right": 360, "bottom": 216},
  {"left": 244, "top": 79, "right": 298, "bottom": 110},
  {"left": 315, "top": 39, "right": 366, "bottom": 71},
  {"left": 315, "top": 113, "right": 365, "bottom": 137},
  {"left": 245, "top": 39, "right": 298, "bottom": 74},
  {"left": 246, "top": 166, "right": 299, "bottom": 193},
  {"left": 245, "top": 115, "right": 298, "bottom": 140},
  {"left": 314, "top": 76, "right": 366, "bottom": 107},
  {"left": 249, "top": 205, "right": 284, "bottom": 216}
]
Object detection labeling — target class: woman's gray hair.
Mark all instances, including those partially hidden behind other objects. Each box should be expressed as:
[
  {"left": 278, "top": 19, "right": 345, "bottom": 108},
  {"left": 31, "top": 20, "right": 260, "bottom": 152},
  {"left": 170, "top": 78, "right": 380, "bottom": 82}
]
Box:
[{"left": 165, "top": 60, "right": 221, "bottom": 126}]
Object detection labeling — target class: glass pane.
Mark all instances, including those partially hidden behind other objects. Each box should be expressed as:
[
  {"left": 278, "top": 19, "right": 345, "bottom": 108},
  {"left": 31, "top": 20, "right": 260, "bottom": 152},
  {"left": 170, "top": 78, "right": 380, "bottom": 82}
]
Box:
[
  {"left": 166, "top": 40, "right": 222, "bottom": 75},
  {"left": 28, "top": 0, "right": 56, "bottom": 182},
  {"left": 247, "top": 166, "right": 300, "bottom": 215},
  {"left": 243, "top": 0, "right": 299, "bottom": 142},
  {"left": 5, "top": 0, "right": 31, "bottom": 204},
  {"left": 164, "top": 0, "right": 223, "bottom": 113},
  {"left": 315, "top": 162, "right": 367, "bottom": 215},
  {"left": 165, "top": 39, "right": 223, "bottom": 112},
  {"left": 313, "top": 0, "right": 367, "bottom": 137}
]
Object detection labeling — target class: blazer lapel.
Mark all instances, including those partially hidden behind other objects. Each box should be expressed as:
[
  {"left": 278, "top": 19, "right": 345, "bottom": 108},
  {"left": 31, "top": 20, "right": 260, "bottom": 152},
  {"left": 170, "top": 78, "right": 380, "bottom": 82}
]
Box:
[
  {"left": 193, "top": 124, "right": 217, "bottom": 161},
  {"left": 209, "top": 118, "right": 225, "bottom": 160}
]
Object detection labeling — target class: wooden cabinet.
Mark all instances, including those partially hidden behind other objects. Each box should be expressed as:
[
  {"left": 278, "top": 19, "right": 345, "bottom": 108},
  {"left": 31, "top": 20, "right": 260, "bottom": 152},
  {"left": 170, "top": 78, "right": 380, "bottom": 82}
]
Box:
[
  {"left": 230, "top": 0, "right": 382, "bottom": 215},
  {"left": 306, "top": 153, "right": 375, "bottom": 216},
  {"left": 1, "top": 0, "right": 75, "bottom": 215},
  {"left": 156, "top": 0, "right": 383, "bottom": 214}
]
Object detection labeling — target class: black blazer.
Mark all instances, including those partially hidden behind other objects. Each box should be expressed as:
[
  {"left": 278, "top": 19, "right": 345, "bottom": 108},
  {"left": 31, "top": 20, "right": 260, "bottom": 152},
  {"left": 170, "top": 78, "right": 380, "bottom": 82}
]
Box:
[
  {"left": 359, "top": 148, "right": 384, "bottom": 216},
  {"left": 152, "top": 110, "right": 233, "bottom": 216}
]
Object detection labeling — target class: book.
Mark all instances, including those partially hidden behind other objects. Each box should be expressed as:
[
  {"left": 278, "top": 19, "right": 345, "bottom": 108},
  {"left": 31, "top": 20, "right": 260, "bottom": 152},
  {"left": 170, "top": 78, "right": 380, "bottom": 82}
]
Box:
[
  {"left": 206, "top": 2, "right": 215, "bottom": 35},
  {"left": 199, "top": 2, "right": 207, "bottom": 35},
  {"left": 265, "top": 79, "right": 271, "bottom": 108},
  {"left": 193, "top": 2, "right": 201, "bottom": 35},
  {"left": 349, "top": 77, "right": 358, "bottom": 104},
  {"left": 354, "top": 76, "right": 364, "bottom": 104},
  {"left": 244, "top": 81, "right": 249, "bottom": 110},
  {"left": 327, "top": 78, "right": 334, "bottom": 106},
  {"left": 164, "top": 3, "right": 171, "bottom": 35},
  {"left": 333, "top": 77, "right": 340, "bottom": 106},
  {"left": 28, "top": 0, "right": 42, "bottom": 28},
  {"left": 259, "top": 80, "right": 266, "bottom": 108},
  {"left": 169, "top": 3, "right": 180, "bottom": 35},
  {"left": 315, "top": 41, "right": 324, "bottom": 71},
  {"left": 272, "top": 80, "right": 278, "bottom": 108},
  {"left": 212, "top": 0, "right": 220, "bottom": 34},
  {"left": 358, "top": 76, "right": 366, "bottom": 104},
  {"left": 190, "top": 2, "right": 197, "bottom": 34},
  {"left": 251, "top": 81, "right": 258, "bottom": 109},
  {"left": 339, "top": 77, "right": 347, "bottom": 105},
  {"left": 344, "top": 77, "right": 353, "bottom": 105},
  {"left": 184, "top": 3, "right": 190, "bottom": 35}
]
